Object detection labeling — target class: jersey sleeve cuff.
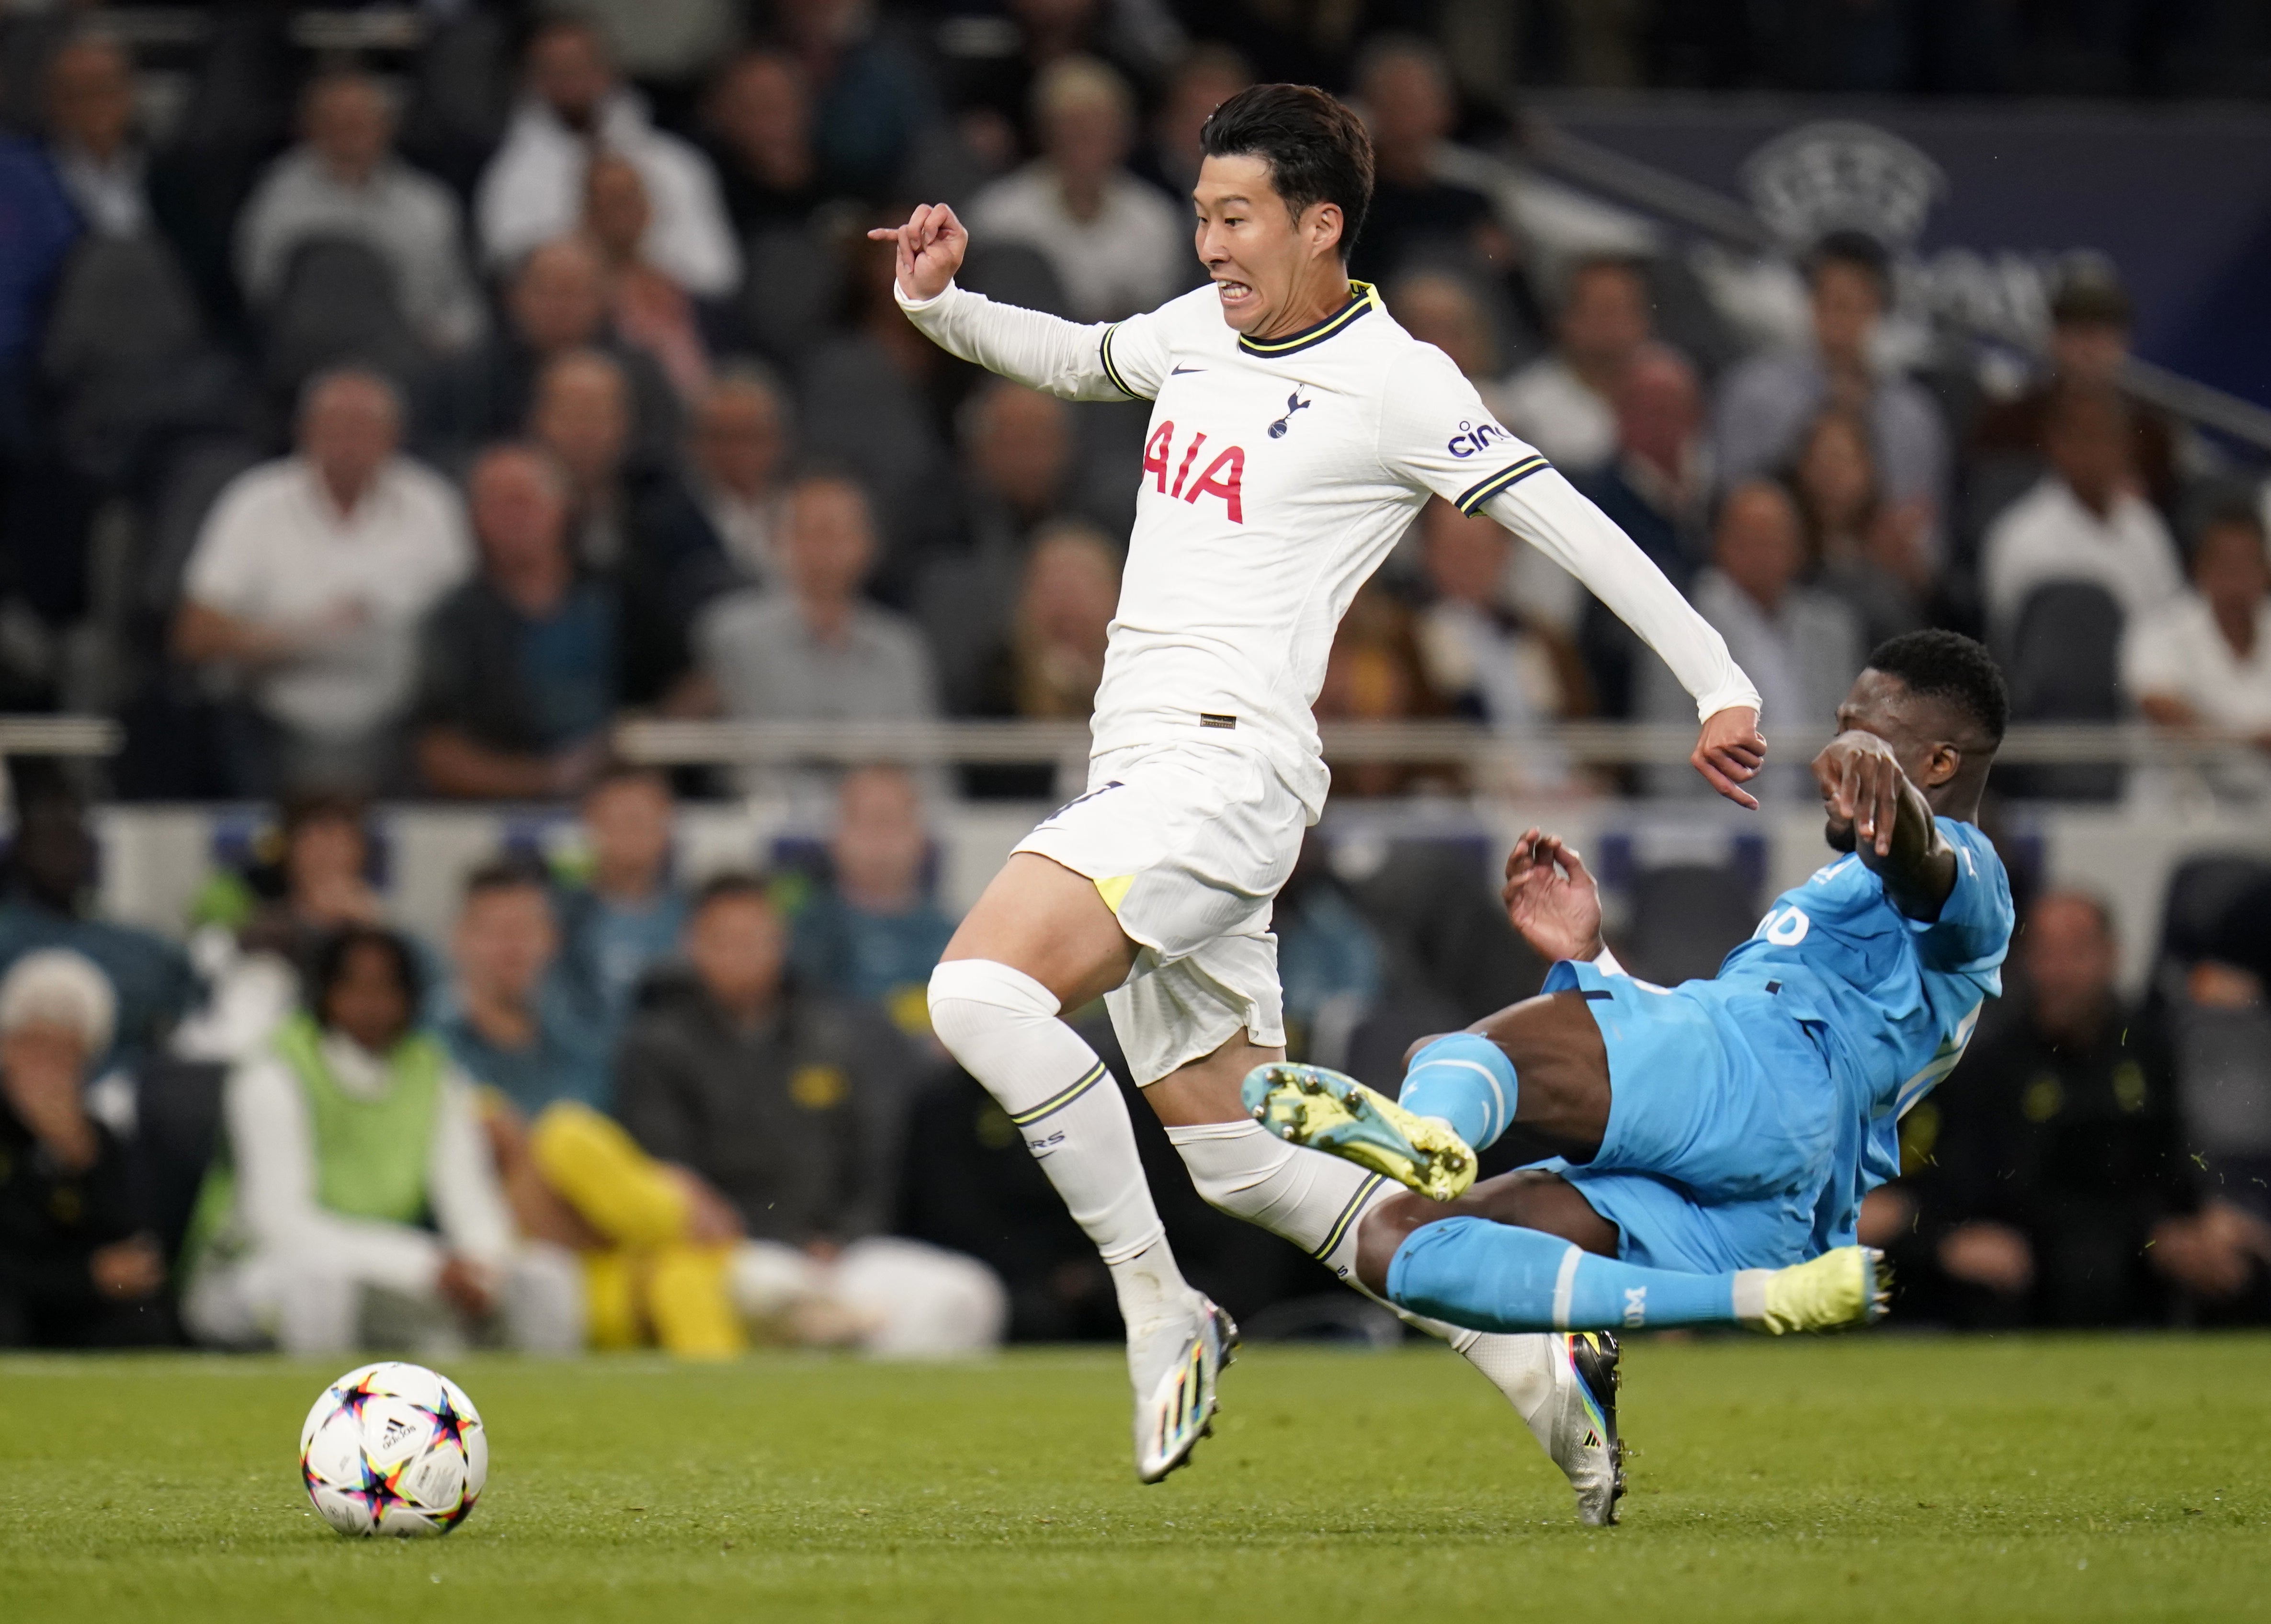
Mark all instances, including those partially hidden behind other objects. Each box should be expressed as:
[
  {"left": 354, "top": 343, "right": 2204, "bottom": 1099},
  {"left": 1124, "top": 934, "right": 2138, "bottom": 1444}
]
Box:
[
  {"left": 1693, "top": 679, "right": 1762, "bottom": 723},
  {"left": 894, "top": 277, "right": 959, "bottom": 314}
]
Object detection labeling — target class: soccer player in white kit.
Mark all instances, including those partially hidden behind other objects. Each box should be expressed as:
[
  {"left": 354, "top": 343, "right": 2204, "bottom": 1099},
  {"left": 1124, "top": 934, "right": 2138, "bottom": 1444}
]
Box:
[{"left": 885, "top": 85, "right": 1768, "bottom": 1518}]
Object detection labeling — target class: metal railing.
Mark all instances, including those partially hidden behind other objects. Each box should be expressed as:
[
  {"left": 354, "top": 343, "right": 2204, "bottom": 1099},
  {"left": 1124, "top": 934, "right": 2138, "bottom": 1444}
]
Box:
[{"left": 614, "top": 717, "right": 2271, "bottom": 773}]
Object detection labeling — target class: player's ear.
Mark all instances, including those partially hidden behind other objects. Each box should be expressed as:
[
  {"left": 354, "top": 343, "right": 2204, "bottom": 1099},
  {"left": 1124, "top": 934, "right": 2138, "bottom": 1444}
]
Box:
[
  {"left": 1306, "top": 200, "right": 1342, "bottom": 257},
  {"left": 1921, "top": 740, "right": 1962, "bottom": 789}
]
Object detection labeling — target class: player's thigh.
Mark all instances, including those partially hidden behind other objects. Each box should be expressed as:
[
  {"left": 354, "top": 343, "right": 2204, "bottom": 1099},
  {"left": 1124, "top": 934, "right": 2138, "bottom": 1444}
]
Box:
[
  {"left": 942, "top": 851, "right": 1137, "bottom": 1011},
  {"left": 1465, "top": 990, "right": 1613, "bottom": 1158},
  {"left": 1146, "top": 1027, "right": 1286, "bottom": 1126},
  {"left": 1107, "top": 927, "right": 1286, "bottom": 1106}
]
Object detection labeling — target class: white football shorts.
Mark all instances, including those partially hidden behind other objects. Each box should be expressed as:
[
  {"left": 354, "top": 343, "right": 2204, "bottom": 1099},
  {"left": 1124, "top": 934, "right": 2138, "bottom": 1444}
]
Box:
[{"left": 1015, "top": 739, "right": 1306, "bottom": 1084}]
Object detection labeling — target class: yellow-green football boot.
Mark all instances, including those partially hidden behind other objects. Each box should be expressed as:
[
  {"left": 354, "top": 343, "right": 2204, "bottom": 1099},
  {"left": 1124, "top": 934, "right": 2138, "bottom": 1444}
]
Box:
[
  {"left": 1735, "top": 1245, "right": 1889, "bottom": 1334},
  {"left": 1241, "top": 1062, "right": 1477, "bottom": 1201}
]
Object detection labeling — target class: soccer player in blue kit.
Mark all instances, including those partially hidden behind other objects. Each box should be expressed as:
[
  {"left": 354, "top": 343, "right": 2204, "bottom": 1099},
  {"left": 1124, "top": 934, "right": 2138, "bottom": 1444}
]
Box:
[{"left": 1248, "top": 630, "right": 2015, "bottom": 1514}]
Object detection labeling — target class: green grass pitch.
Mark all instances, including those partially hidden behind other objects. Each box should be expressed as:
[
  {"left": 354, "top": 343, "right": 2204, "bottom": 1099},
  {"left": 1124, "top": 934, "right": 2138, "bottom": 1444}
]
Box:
[{"left": 3, "top": 1333, "right": 2265, "bottom": 1623}]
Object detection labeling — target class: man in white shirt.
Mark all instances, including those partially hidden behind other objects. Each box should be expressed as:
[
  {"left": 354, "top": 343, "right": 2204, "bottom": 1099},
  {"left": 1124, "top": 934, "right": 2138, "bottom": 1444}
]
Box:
[
  {"left": 174, "top": 369, "right": 471, "bottom": 793},
  {"left": 876, "top": 84, "right": 1764, "bottom": 1510},
  {"left": 181, "top": 925, "right": 580, "bottom": 1356},
  {"left": 968, "top": 55, "right": 1188, "bottom": 323},
  {"left": 1498, "top": 256, "right": 1652, "bottom": 478},
  {"left": 475, "top": 17, "right": 739, "bottom": 298},
  {"left": 236, "top": 69, "right": 486, "bottom": 353},
  {"left": 1983, "top": 387, "right": 2184, "bottom": 639},
  {"left": 1640, "top": 480, "right": 1862, "bottom": 799},
  {"left": 2124, "top": 505, "right": 2271, "bottom": 799}
]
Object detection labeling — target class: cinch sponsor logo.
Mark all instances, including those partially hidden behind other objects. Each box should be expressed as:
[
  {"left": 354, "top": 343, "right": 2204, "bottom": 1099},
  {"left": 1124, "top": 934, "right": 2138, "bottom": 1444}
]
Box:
[{"left": 1446, "top": 420, "right": 1514, "bottom": 458}]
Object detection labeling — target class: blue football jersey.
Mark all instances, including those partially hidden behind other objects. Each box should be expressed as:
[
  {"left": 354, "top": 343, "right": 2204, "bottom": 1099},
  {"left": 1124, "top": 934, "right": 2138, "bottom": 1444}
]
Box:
[{"left": 1704, "top": 818, "right": 2015, "bottom": 1247}]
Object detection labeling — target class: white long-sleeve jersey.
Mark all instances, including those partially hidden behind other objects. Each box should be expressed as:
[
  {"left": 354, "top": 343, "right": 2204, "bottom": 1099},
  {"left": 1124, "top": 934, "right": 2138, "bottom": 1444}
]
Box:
[{"left": 901, "top": 277, "right": 1759, "bottom": 814}]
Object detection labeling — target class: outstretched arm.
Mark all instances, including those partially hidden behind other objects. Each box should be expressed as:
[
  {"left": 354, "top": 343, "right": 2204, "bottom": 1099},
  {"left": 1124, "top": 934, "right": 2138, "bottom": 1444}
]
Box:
[
  {"left": 1481, "top": 469, "right": 1766, "bottom": 809},
  {"left": 1813, "top": 730, "right": 1956, "bottom": 920},
  {"left": 868, "top": 204, "right": 1154, "bottom": 403}
]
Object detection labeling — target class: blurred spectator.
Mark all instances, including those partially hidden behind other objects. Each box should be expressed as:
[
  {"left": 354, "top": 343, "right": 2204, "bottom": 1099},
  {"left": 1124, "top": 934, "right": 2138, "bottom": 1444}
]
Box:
[
  {"left": 1499, "top": 257, "right": 1652, "bottom": 478},
  {"left": 526, "top": 348, "right": 723, "bottom": 705},
  {"left": 1131, "top": 45, "right": 1250, "bottom": 201},
  {"left": 2124, "top": 505, "right": 2271, "bottom": 800},
  {"left": 1273, "top": 834, "right": 1385, "bottom": 1068},
  {"left": 967, "top": 56, "right": 1186, "bottom": 323},
  {"left": 944, "top": 0, "right": 1180, "bottom": 166},
  {"left": 39, "top": 34, "right": 148, "bottom": 243},
  {"left": 581, "top": 152, "right": 709, "bottom": 403},
  {"left": 420, "top": 237, "right": 680, "bottom": 468},
  {"left": 791, "top": 765, "right": 956, "bottom": 1034},
  {"left": 0, "top": 951, "right": 169, "bottom": 1347},
  {"left": 702, "top": 51, "right": 829, "bottom": 233},
  {"left": 1640, "top": 480, "right": 1861, "bottom": 793},
  {"left": 770, "top": 0, "right": 941, "bottom": 200},
  {"left": 413, "top": 445, "right": 617, "bottom": 800},
  {"left": 1388, "top": 268, "right": 1502, "bottom": 396},
  {"left": 795, "top": 228, "right": 954, "bottom": 554},
  {"left": 0, "top": 125, "right": 76, "bottom": 446},
  {"left": 1316, "top": 585, "right": 1452, "bottom": 798},
  {"left": 919, "top": 380, "right": 1079, "bottom": 707},
  {"left": 235, "top": 69, "right": 485, "bottom": 356},
  {"left": 1973, "top": 260, "right": 2180, "bottom": 510},
  {"left": 475, "top": 17, "right": 738, "bottom": 298},
  {"left": 1414, "top": 498, "right": 1587, "bottom": 749},
  {"left": 1887, "top": 892, "right": 2269, "bottom": 1326},
  {"left": 556, "top": 766, "right": 689, "bottom": 1039},
  {"left": 971, "top": 520, "right": 1118, "bottom": 722},
  {"left": 691, "top": 473, "right": 939, "bottom": 767},
  {"left": 439, "top": 858, "right": 609, "bottom": 1116},
  {"left": 176, "top": 368, "right": 472, "bottom": 795},
  {"left": 175, "top": 793, "right": 389, "bottom": 1068},
  {"left": 689, "top": 367, "right": 791, "bottom": 587},
  {"left": 1786, "top": 407, "right": 1932, "bottom": 650},
  {"left": 0, "top": 779, "right": 193, "bottom": 1069},
  {"left": 182, "top": 925, "right": 581, "bottom": 1355},
  {"left": 617, "top": 874, "right": 1005, "bottom": 1356},
  {"left": 1713, "top": 231, "right": 1948, "bottom": 556},
  {"left": 1347, "top": 36, "right": 1518, "bottom": 289},
  {"left": 1576, "top": 347, "right": 1713, "bottom": 717},
  {"left": 481, "top": 1091, "right": 752, "bottom": 1358},
  {"left": 1981, "top": 387, "right": 2182, "bottom": 638}
]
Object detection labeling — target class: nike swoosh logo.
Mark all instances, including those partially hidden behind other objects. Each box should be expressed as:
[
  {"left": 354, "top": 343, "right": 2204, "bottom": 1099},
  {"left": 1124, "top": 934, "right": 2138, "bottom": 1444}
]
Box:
[{"left": 1170, "top": 365, "right": 1205, "bottom": 375}]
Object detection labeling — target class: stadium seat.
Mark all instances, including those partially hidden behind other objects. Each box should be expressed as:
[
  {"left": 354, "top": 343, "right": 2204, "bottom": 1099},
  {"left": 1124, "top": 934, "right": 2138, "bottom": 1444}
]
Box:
[
  {"left": 1624, "top": 862, "right": 1758, "bottom": 987},
  {"left": 1999, "top": 579, "right": 2124, "bottom": 801}
]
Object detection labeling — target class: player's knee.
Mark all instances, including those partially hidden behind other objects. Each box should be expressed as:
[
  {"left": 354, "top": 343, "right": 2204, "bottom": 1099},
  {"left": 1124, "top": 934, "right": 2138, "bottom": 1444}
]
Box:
[
  {"left": 1354, "top": 1193, "right": 1438, "bottom": 1297},
  {"left": 926, "top": 958, "right": 1061, "bottom": 1067}
]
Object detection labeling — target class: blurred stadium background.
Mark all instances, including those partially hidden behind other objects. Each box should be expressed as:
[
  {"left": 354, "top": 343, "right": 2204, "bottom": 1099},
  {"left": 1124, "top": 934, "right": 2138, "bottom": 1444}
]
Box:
[{"left": 1, "top": 0, "right": 2270, "bottom": 1364}]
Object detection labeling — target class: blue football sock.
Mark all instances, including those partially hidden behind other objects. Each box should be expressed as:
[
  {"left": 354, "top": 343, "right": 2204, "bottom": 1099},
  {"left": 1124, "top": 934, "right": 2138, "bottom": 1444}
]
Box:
[
  {"left": 1387, "top": 1216, "right": 1739, "bottom": 1334},
  {"left": 1398, "top": 1033, "right": 1517, "bottom": 1149}
]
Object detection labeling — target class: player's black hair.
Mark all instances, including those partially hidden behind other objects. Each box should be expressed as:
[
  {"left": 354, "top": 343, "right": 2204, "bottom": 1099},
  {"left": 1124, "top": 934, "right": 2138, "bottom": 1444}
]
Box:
[
  {"left": 309, "top": 925, "right": 425, "bottom": 1019},
  {"left": 1199, "top": 83, "right": 1374, "bottom": 259},
  {"left": 1865, "top": 630, "right": 2009, "bottom": 746},
  {"left": 1805, "top": 228, "right": 1893, "bottom": 303}
]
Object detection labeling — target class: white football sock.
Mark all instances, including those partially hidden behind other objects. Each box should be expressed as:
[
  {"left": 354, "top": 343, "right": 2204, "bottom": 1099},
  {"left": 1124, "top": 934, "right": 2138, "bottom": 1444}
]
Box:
[
  {"left": 1164, "top": 1118, "right": 1559, "bottom": 1430},
  {"left": 928, "top": 959, "right": 1193, "bottom": 1330}
]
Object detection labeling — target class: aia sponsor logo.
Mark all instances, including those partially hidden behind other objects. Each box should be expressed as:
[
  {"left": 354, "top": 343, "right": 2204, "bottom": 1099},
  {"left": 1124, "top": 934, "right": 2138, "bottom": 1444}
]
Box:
[{"left": 1140, "top": 421, "right": 1246, "bottom": 522}]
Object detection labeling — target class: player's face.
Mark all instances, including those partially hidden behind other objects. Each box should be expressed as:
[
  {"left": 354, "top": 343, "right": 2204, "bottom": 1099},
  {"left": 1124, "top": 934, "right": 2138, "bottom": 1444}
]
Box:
[
  {"left": 1822, "top": 669, "right": 1939, "bottom": 851},
  {"left": 1192, "top": 154, "right": 1338, "bottom": 335}
]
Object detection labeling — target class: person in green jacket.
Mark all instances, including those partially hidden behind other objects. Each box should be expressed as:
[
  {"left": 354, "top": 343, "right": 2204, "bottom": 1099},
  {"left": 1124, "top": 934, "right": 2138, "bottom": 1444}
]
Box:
[{"left": 182, "top": 925, "right": 580, "bottom": 1355}]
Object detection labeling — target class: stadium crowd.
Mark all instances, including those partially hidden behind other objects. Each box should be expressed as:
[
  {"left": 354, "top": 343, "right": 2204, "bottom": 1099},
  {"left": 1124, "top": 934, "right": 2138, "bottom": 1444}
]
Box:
[{"left": 0, "top": 2, "right": 2269, "bottom": 1354}]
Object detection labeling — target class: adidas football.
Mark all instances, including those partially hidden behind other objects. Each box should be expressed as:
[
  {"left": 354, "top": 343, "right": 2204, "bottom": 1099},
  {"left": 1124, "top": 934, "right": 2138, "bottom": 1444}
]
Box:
[{"left": 299, "top": 1362, "right": 487, "bottom": 1538}]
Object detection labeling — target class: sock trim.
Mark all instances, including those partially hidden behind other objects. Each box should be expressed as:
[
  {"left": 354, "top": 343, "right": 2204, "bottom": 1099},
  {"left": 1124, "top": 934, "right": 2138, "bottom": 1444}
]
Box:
[
  {"left": 1007, "top": 1060, "right": 1109, "bottom": 1127},
  {"left": 1310, "top": 1171, "right": 1387, "bottom": 1261},
  {"left": 1426, "top": 1057, "right": 1509, "bottom": 1142},
  {"left": 1551, "top": 1243, "right": 1583, "bottom": 1330}
]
